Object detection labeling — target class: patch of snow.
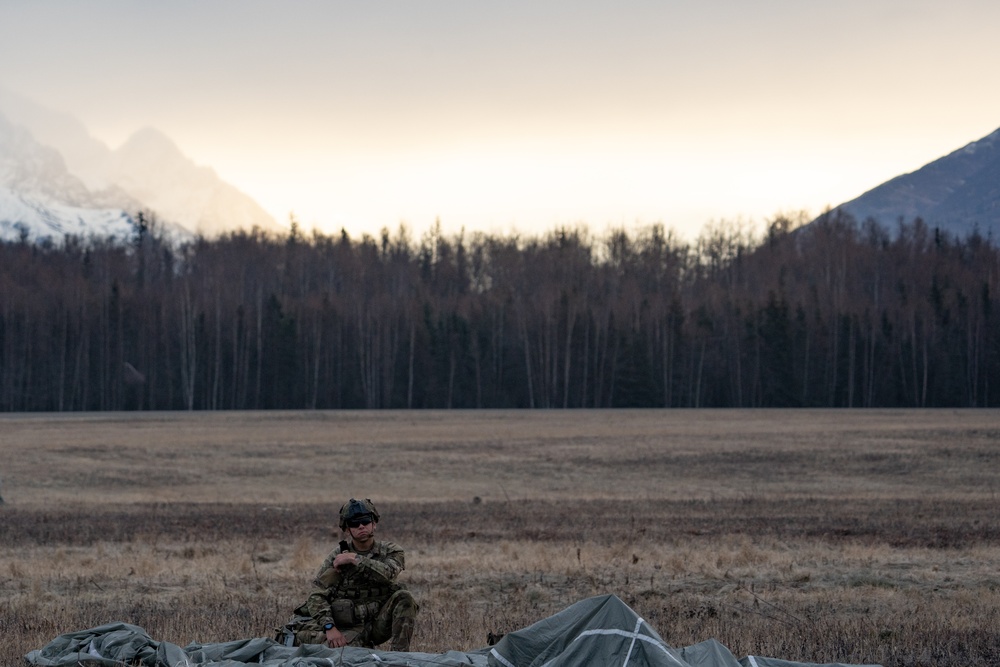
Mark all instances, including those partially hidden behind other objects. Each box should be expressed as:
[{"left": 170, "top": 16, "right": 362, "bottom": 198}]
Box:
[{"left": 0, "top": 186, "right": 135, "bottom": 243}]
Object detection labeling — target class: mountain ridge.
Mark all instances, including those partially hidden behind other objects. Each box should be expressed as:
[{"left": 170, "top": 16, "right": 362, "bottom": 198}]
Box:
[
  {"left": 0, "top": 110, "right": 139, "bottom": 242},
  {"left": 831, "top": 126, "right": 1000, "bottom": 239},
  {"left": 0, "top": 89, "right": 280, "bottom": 242}
]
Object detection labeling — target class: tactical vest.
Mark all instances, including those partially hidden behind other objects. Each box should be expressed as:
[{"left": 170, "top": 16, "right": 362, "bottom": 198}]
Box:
[
  {"left": 337, "top": 583, "right": 396, "bottom": 600},
  {"left": 330, "top": 542, "right": 400, "bottom": 609}
]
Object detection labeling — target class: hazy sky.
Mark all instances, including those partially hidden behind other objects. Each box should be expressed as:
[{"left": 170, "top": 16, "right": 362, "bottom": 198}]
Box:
[{"left": 2, "top": 1, "right": 999, "bottom": 240}]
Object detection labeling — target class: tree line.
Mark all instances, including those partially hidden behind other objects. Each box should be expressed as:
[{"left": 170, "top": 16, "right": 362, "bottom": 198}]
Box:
[{"left": 1, "top": 212, "right": 997, "bottom": 410}]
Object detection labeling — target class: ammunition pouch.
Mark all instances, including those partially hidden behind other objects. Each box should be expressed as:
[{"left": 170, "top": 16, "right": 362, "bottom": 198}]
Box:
[
  {"left": 355, "top": 599, "right": 383, "bottom": 623},
  {"left": 331, "top": 598, "right": 357, "bottom": 626},
  {"left": 329, "top": 583, "right": 399, "bottom": 627},
  {"left": 342, "top": 585, "right": 395, "bottom": 600}
]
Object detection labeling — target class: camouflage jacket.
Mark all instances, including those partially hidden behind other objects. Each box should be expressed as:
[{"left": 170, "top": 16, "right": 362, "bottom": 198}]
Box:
[{"left": 298, "top": 540, "right": 405, "bottom": 628}]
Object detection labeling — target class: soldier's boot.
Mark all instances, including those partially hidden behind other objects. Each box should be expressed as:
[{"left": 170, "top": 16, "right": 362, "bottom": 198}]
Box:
[{"left": 390, "top": 617, "right": 414, "bottom": 652}]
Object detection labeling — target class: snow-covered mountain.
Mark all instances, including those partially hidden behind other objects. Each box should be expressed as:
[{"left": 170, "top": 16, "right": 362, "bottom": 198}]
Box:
[
  {"left": 831, "top": 127, "right": 1000, "bottom": 239},
  {"left": 0, "top": 88, "right": 280, "bottom": 242},
  {"left": 0, "top": 111, "right": 137, "bottom": 242},
  {"left": 0, "top": 88, "right": 116, "bottom": 189},
  {"left": 0, "top": 189, "right": 137, "bottom": 243},
  {"left": 99, "top": 126, "right": 280, "bottom": 238}
]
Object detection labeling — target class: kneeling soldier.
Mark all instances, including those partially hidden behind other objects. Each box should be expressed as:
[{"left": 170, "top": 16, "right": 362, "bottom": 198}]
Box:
[{"left": 281, "top": 498, "right": 418, "bottom": 651}]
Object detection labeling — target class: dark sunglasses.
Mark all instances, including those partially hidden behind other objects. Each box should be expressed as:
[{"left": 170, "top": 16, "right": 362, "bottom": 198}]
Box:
[{"left": 347, "top": 517, "right": 372, "bottom": 528}]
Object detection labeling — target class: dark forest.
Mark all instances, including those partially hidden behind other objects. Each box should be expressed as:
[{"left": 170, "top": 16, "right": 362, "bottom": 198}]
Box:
[{"left": 1, "top": 211, "right": 997, "bottom": 410}]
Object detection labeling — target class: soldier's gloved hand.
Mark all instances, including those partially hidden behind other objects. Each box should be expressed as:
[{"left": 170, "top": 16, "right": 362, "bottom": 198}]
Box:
[
  {"left": 326, "top": 627, "right": 348, "bottom": 648},
  {"left": 333, "top": 552, "right": 359, "bottom": 570}
]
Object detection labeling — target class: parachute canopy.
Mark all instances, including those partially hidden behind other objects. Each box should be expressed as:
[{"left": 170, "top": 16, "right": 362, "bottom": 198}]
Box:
[{"left": 25, "top": 594, "right": 881, "bottom": 667}]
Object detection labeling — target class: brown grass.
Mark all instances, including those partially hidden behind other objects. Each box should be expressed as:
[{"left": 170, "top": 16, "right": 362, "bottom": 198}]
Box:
[{"left": 3, "top": 409, "right": 1000, "bottom": 666}]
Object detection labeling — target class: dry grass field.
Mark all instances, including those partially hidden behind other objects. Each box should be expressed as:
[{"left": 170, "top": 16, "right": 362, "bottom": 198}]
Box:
[{"left": 2, "top": 409, "right": 1000, "bottom": 666}]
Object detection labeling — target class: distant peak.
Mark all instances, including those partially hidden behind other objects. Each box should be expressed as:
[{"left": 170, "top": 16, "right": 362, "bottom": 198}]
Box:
[{"left": 117, "top": 126, "right": 182, "bottom": 157}]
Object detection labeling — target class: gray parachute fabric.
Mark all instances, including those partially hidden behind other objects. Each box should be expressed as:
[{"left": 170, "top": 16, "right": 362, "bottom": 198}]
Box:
[
  {"left": 24, "top": 621, "right": 489, "bottom": 667},
  {"left": 489, "top": 594, "right": 691, "bottom": 666},
  {"left": 21, "top": 622, "right": 192, "bottom": 667},
  {"left": 25, "top": 595, "right": 882, "bottom": 667}
]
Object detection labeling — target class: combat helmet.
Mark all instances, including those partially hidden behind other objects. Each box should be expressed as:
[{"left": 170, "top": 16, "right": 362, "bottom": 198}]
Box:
[{"left": 339, "top": 498, "right": 380, "bottom": 530}]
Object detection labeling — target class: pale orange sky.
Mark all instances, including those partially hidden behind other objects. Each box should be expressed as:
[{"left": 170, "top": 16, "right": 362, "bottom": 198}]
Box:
[{"left": 2, "top": 1, "right": 999, "bottom": 240}]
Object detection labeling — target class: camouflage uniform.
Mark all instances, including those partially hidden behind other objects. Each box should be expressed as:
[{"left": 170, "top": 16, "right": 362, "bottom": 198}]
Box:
[{"left": 287, "top": 539, "right": 419, "bottom": 651}]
